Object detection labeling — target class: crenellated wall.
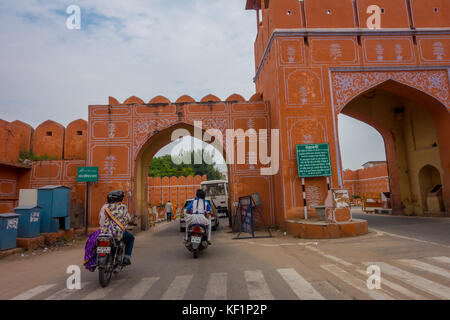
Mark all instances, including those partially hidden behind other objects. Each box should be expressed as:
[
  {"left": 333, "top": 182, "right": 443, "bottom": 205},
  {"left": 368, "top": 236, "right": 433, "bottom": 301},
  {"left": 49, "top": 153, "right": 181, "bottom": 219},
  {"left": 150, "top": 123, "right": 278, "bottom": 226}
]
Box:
[
  {"left": 147, "top": 175, "right": 207, "bottom": 209},
  {"left": 343, "top": 164, "right": 390, "bottom": 198},
  {"left": 0, "top": 118, "right": 88, "bottom": 218}
]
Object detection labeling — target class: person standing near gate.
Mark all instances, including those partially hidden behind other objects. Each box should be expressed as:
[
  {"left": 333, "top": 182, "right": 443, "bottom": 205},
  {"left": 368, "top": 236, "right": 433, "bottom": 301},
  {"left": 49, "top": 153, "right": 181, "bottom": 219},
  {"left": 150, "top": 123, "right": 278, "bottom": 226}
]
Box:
[{"left": 165, "top": 200, "right": 173, "bottom": 222}]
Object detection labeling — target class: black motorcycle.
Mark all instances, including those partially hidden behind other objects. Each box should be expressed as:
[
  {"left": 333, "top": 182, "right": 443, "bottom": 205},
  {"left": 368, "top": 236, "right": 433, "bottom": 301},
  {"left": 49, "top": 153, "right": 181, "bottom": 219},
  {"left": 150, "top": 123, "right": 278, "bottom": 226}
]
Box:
[
  {"left": 185, "top": 224, "right": 209, "bottom": 259},
  {"left": 96, "top": 233, "right": 127, "bottom": 287}
]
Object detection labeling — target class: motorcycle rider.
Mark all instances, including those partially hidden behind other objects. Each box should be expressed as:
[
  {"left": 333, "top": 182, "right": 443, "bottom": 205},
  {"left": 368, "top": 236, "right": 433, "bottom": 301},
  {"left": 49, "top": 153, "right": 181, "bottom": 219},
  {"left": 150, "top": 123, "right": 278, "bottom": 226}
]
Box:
[
  {"left": 99, "top": 190, "right": 134, "bottom": 266},
  {"left": 185, "top": 189, "right": 212, "bottom": 245}
]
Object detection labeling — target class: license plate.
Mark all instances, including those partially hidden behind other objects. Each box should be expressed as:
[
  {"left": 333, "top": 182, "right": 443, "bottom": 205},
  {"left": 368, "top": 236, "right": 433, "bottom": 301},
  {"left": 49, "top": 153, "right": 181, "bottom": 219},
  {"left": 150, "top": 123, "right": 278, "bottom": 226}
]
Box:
[
  {"left": 191, "top": 236, "right": 201, "bottom": 244},
  {"left": 97, "top": 247, "right": 111, "bottom": 254}
]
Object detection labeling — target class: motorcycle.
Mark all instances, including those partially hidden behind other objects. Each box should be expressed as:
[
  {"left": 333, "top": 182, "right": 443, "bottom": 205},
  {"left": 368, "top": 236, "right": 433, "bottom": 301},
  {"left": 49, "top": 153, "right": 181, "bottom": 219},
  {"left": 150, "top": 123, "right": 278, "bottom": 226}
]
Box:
[
  {"left": 96, "top": 233, "right": 128, "bottom": 287},
  {"left": 185, "top": 224, "right": 209, "bottom": 259}
]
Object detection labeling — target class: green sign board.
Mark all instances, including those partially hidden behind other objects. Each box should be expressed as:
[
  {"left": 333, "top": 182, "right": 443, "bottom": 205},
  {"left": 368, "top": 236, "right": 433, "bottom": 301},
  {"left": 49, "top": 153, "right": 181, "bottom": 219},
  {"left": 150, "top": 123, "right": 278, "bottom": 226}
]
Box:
[
  {"left": 296, "top": 144, "right": 332, "bottom": 178},
  {"left": 77, "top": 167, "right": 99, "bottom": 182}
]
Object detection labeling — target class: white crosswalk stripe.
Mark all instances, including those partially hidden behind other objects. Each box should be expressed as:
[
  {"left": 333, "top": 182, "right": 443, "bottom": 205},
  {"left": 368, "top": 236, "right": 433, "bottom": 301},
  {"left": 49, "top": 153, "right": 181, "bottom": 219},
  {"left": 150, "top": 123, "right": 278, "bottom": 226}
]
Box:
[
  {"left": 45, "top": 282, "right": 90, "bottom": 300},
  {"left": 11, "top": 257, "right": 450, "bottom": 301},
  {"left": 244, "top": 270, "right": 274, "bottom": 300},
  {"left": 161, "top": 275, "right": 193, "bottom": 300},
  {"left": 277, "top": 268, "right": 324, "bottom": 300},
  {"left": 123, "top": 277, "right": 160, "bottom": 300},
  {"left": 321, "top": 264, "right": 394, "bottom": 300},
  {"left": 11, "top": 284, "right": 56, "bottom": 300},
  {"left": 82, "top": 279, "right": 126, "bottom": 300},
  {"left": 204, "top": 273, "right": 227, "bottom": 300},
  {"left": 365, "top": 262, "right": 450, "bottom": 300},
  {"left": 397, "top": 259, "right": 450, "bottom": 280},
  {"left": 355, "top": 269, "right": 427, "bottom": 300},
  {"left": 305, "top": 246, "right": 352, "bottom": 267},
  {"left": 429, "top": 256, "right": 450, "bottom": 266}
]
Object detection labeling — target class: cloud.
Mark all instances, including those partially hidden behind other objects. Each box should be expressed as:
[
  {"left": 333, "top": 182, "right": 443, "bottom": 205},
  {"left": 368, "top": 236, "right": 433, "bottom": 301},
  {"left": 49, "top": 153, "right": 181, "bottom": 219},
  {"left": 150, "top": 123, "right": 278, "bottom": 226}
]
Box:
[{"left": 0, "top": 0, "right": 256, "bottom": 127}]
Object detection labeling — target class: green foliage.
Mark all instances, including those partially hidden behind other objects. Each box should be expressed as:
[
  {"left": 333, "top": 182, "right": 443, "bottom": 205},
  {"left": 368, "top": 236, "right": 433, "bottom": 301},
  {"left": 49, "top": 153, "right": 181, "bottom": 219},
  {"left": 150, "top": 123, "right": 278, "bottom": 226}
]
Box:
[
  {"left": 19, "top": 150, "right": 58, "bottom": 161},
  {"left": 148, "top": 150, "right": 224, "bottom": 180}
]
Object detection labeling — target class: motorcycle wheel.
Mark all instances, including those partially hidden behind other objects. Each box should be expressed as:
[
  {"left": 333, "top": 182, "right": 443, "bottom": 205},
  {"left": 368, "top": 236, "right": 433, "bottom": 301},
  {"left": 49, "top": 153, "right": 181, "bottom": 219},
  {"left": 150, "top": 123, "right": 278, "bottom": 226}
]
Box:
[
  {"left": 99, "top": 266, "right": 112, "bottom": 287},
  {"left": 193, "top": 249, "right": 198, "bottom": 259}
]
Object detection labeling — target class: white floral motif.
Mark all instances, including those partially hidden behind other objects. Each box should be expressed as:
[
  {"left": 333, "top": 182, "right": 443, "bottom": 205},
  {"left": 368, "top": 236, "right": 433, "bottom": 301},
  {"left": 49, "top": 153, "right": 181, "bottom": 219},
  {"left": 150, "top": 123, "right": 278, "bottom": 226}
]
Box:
[
  {"left": 330, "top": 43, "right": 343, "bottom": 61},
  {"left": 332, "top": 71, "right": 450, "bottom": 112},
  {"left": 108, "top": 122, "right": 116, "bottom": 139},
  {"left": 376, "top": 44, "right": 384, "bottom": 61},
  {"left": 300, "top": 86, "right": 308, "bottom": 104},
  {"left": 287, "top": 46, "right": 296, "bottom": 63},
  {"left": 104, "top": 155, "right": 116, "bottom": 175},
  {"left": 433, "top": 42, "right": 445, "bottom": 61},
  {"left": 395, "top": 44, "right": 403, "bottom": 61}
]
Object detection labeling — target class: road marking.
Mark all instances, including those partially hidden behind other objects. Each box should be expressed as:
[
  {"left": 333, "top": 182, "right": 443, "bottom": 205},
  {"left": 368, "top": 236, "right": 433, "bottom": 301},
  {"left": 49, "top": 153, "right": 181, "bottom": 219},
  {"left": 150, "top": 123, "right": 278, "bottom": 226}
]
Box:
[
  {"left": 45, "top": 282, "right": 90, "bottom": 300},
  {"left": 397, "top": 259, "right": 450, "bottom": 280},
  {"left": 277, "top": 268, "right": 324, "bottom": 300},
  {"left": 305, "top": 246, "right": 353, "bottom": 267},
  {"left": 123, "top": 277, "right": 159, "bottom": 300},
  {"left": 244, "top": 270, "right": 274, "bottom": 300},
  {"left": 355, "top": 269, "right": 426, "bottom": 300},
  {"left": 321, "top": 264, "right": 394, "bottom": 300},
  {"left": 204, "top": 273, "right": 227, "bottom": 300},
  {"left": 429, "top": 256, "right": 450, "bottom": 266},
  {"left": 371, "top": 229, "right": 450, "bottom": 249},
  {"left": 11, "top": 284, "right": 56, "bottom": 300},
  {"left": 365, "top": 262, "right": 450, "bottom": 300},
  {"left": 82, "top": 279, "right": 126, "bottom": 300},
  {"left": 161, "top": 275, "right": 193, "bottom": 300}
]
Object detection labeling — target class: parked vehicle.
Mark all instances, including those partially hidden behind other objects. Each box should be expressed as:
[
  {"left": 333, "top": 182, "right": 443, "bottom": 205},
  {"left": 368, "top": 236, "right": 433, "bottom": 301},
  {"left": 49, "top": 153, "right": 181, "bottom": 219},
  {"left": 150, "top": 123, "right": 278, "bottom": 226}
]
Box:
[
  {"left": 185, "top": 223, "right": 209, "bottom": 259},
  {"left": 201, "top": 180, "right": 229, "bottom": 217},
  {"left": 96, "top": 233, "right": 128, "bottom": 287},
  {"left": 180, "top": 198, "right": 219, "bottom": 232}
]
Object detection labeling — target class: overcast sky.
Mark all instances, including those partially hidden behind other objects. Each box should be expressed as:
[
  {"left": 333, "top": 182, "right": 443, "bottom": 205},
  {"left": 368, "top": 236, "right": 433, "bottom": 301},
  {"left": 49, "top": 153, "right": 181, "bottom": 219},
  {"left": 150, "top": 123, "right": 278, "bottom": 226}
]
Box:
[{"left": 0, "top": 0, "right": 385, "bottom": 170}]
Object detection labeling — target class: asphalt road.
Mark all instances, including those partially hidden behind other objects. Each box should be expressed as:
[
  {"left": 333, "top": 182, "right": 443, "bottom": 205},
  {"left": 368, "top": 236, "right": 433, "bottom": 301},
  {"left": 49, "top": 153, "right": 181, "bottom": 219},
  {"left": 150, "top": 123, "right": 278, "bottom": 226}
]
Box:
[
  {"left": 352, "top": 209, "right": 450, "bottom": 246},
  {"left": 0, "top": 215, "right": 449, "bottom": 300}
]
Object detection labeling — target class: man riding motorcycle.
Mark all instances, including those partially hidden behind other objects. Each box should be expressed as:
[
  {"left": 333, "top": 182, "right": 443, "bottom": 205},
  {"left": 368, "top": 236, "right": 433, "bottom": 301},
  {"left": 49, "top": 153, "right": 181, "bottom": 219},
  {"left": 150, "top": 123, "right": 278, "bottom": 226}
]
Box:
[
  {"left": 99, "top": 190, "right": 135, "bottom": 265},
  {"left": 184, "top": 189, "right": 212, "bottom": 245}
]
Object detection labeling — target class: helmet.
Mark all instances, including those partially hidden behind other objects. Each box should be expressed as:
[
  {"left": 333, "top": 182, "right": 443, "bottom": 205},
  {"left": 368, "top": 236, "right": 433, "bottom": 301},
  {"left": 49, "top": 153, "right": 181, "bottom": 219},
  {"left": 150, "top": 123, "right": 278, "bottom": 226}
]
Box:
[
  {"left": 196, "top": 189, "right": 206, "bottom": 199},
  {"left": 107, "top": 190, "right": 125, "bottom": 203}
]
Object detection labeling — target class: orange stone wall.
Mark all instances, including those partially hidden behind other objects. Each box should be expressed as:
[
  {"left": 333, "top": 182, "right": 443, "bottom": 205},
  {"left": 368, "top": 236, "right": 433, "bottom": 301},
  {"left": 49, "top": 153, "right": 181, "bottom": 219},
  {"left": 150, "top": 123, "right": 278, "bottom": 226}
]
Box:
[
  {"left": 343, "top": 164, "right": 390, "bottom": 198},
  {"left": 64, "top": 119, "right": 88, "bottom": 160},
  {"left": 147, "top": 175, "right": 207, "bottom": 209},
  {"left": 0, "top": 165, "right": 31, "bottom": 213},
  {"left": 0, "top": 119, "right": 88, "bottom": 220},
  {"left": 32, "top": 120, "right": 65, "bottom": 159}
]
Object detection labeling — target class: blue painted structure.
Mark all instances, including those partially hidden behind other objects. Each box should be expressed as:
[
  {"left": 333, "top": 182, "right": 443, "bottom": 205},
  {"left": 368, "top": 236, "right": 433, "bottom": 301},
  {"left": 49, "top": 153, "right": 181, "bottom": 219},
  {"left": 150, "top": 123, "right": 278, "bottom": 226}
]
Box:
[
  {"left": 37, "top": 186, "right": 71, "bottom": 233},
  {"left": 0, "top": 213, "right": 20, "bottom": 250},
  {"left": 14, "top": 206, "right": 41, "bottom": 238}
]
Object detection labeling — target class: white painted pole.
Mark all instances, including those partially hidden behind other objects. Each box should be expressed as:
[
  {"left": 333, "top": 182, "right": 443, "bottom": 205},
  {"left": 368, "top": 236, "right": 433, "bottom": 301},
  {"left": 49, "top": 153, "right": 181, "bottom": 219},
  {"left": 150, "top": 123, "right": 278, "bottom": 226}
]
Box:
[{"left": 302, "top": 178, "right": 308, "bottom": 220}]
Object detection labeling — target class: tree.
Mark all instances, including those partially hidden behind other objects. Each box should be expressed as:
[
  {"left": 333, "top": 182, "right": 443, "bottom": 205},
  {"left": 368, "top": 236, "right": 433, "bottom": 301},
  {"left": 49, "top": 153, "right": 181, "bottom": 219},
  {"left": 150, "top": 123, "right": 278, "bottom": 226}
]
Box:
[{"left": 148, "top": 150, "right": 224, "bottom": 180}]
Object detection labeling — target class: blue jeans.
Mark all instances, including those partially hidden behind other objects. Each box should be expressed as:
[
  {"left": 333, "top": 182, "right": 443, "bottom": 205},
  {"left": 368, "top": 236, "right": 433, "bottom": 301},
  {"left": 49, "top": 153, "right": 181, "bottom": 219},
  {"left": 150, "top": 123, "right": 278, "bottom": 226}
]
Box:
[{"left": 122, "top": 231, "right": 135, "bottom": 257}]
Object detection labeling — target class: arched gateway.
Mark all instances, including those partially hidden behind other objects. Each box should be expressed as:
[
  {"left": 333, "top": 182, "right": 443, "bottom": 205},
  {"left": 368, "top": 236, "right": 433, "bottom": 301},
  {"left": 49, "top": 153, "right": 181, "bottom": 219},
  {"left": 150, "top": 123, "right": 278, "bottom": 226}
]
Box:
[{"left": 85, "top": 0, "right": 450, "bottom": 231}]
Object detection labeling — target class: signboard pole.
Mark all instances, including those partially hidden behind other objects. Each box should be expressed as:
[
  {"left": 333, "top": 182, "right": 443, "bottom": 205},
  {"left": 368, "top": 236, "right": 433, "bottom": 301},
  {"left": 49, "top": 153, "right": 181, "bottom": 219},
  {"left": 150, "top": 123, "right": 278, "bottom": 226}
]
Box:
[
  {"left": 301, "top": 178, "right": 308, "bottom": 220},
  {"left": 85, "top": 181, "right": 89, "bottom": 235}
]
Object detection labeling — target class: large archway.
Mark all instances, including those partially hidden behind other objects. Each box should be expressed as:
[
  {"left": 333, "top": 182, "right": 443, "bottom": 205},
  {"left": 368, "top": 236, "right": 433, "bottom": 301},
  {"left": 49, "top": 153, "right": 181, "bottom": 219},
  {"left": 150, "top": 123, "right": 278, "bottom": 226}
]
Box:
[
  {"left": 134, "top": 122, "right": 231, "bottom": 230},
  {"left": 337, "top": 78, "right": 449, "bottom": 216}
]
